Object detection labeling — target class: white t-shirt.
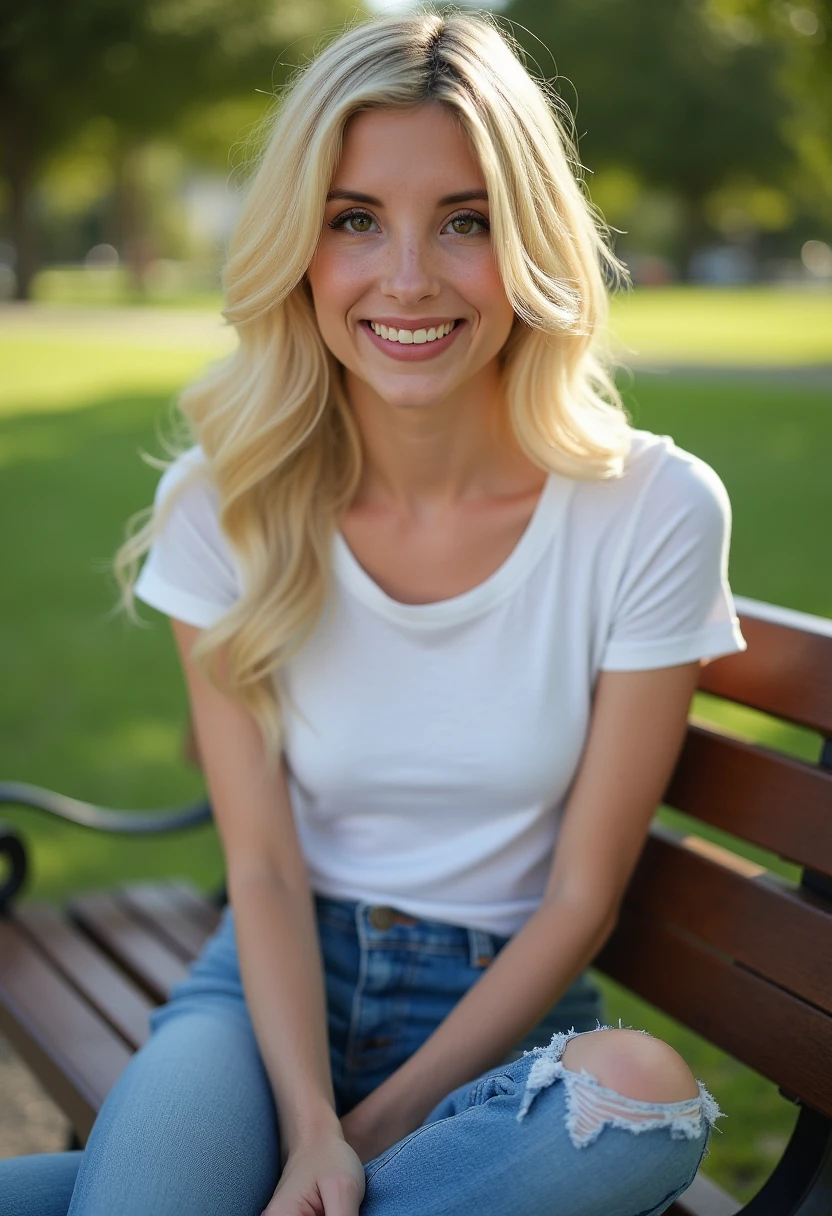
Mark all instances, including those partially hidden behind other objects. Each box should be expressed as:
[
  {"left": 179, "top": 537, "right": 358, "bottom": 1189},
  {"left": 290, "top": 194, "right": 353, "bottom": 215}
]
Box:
[{"left": 134, "top": 428, "right": 747, "bottom": 936}]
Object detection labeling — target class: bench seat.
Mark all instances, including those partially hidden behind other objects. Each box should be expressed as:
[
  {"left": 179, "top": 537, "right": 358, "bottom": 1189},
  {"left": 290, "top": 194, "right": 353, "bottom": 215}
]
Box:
[{"left": 0, "top": 882, "right": 218, "bottom": 1141}]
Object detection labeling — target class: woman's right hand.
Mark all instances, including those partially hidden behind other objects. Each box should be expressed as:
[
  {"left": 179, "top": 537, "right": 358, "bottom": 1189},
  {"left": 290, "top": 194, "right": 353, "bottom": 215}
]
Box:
[{"left": 261, "top": 1134, "right": 366, "bottom": 1216}]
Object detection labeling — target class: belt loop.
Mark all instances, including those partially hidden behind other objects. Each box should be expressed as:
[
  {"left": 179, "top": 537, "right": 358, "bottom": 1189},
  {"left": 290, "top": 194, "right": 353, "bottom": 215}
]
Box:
[{"left": 467, "top": 927, "right": 495, "bottom": 968}]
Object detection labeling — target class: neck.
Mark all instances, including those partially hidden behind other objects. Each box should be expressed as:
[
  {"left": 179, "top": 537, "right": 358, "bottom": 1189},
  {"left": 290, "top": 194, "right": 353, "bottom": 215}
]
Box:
[{"left": 343, "top": 364, "right": 536, "bottom": 517}]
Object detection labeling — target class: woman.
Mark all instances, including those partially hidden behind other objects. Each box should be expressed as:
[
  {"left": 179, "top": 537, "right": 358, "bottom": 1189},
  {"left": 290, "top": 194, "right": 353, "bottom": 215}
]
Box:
[{"left": 2, "top": 10, "right": 745, "bottom": 1216}]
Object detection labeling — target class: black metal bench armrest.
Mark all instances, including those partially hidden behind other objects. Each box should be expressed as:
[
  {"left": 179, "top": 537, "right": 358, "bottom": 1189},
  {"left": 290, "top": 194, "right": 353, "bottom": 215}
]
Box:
[
  {"left": 0, "top": 783, "right": 214, "bottom": 913},
  {"left": 0, "top": 781, "right": 212, "bottom": 834}
]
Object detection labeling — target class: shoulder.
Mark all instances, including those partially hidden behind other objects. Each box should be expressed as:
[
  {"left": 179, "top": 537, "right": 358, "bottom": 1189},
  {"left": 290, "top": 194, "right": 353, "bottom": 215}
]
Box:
[
  {"left": 152, "top": 444, "right": 216, "bottom": 512},
  {"left": 148, "top": 443, "right": 238, "bottom": 572},
  {"left": 578, "top": 428, "right": 732, "bottom": 532},
  {"left": 135, "top": 444, "right": 241, "bottom": 625}
]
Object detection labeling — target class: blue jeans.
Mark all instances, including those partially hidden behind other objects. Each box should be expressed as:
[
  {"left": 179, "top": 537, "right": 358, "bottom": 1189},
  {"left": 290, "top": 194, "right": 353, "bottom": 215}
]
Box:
[{"left": 0, "top": 894, "right": 719, "bottom": 1215}]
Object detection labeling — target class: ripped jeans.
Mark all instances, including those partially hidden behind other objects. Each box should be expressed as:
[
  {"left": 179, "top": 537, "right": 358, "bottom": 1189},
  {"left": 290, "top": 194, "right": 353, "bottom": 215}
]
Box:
[{"left": 0, "top": 894, "right": 722, "bottom": 1216}]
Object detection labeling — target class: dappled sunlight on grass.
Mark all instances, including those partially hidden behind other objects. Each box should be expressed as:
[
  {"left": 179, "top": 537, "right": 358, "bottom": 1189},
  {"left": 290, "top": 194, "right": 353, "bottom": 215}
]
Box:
[
  {"left": 610, "top": 286, "right": 832, "bottom": 365},
  {"left": 72, "top": 717, "right": 188, "bottom": 773},
  {"left": 0, "top": 337, "right": 228, "bottom": 418}
]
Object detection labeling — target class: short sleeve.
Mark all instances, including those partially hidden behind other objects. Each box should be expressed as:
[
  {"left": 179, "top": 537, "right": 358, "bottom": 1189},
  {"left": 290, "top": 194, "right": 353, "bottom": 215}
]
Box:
[
  {"left": 599, "top": 451, "right": 747, "bottom": 670},
  {"left": 133, "top": 447, "right": 241, "bottom": 628}
]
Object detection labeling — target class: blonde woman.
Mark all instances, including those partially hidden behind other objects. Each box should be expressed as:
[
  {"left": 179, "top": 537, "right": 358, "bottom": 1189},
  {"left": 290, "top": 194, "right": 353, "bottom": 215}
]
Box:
[{"left": 1, "top": 9, "right": 745, "bottom": 1216}]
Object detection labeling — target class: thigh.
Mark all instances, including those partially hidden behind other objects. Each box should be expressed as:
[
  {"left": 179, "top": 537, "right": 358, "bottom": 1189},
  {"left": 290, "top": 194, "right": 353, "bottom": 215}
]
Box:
[
  {"left": 0, "top": 1151, "right": 83, "bottom": 1216},
  {"left": 66, "top": 907, "right": 280, "bottom": 1216},
  {"left": 360, "top": 1026, "right": 717, "bottom": 1216}
]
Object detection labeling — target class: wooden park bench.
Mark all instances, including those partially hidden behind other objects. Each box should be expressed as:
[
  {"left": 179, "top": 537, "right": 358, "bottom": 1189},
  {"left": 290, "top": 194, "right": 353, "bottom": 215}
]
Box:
[{"left": 1, "top": 594, "right": 830, "bottom": 1214}]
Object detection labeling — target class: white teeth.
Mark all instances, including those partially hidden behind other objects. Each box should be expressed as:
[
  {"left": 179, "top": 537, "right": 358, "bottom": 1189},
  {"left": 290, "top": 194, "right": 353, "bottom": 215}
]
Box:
[{"left": 369, "top": 321, "right": 455, "bottom": 343}]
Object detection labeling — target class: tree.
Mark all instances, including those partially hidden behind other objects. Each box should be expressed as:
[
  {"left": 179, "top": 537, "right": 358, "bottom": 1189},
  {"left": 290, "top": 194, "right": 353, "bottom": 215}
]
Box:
[
  {"left": 705, "top": 0, "right": 832, "bottom": 221},
  {"left": 502, "top": 0, "right": 799, "bottom": 272},
  {"left": 0, "top": 0, "right": 362, "bottom": 299}
]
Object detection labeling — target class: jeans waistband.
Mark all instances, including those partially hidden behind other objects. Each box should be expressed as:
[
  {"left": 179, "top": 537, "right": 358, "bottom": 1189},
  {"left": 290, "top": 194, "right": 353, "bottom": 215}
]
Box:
[{"left": 313, "top": 892, "right": 502, "bottom": 969}]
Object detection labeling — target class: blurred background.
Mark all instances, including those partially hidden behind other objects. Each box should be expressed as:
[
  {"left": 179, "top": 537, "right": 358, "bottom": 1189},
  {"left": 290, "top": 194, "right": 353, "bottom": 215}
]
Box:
[{"left": 1, "top": 0, "right": 830, "bottom": 1203}]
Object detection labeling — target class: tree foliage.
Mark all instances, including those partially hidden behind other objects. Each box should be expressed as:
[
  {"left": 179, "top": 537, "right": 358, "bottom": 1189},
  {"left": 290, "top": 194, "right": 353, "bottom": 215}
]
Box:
[
  {"left": 0, "top": 0, "right": 362, "bottom": 296},
  {"left": 501, "top": 0, "right": 814, "bottom": 266}
]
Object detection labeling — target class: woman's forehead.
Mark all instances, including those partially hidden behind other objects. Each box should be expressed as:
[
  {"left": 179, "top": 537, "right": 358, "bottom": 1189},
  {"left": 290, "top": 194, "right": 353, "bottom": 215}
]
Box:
[{"left": 331, "top": 105, "right": 486, "bottom": 198}]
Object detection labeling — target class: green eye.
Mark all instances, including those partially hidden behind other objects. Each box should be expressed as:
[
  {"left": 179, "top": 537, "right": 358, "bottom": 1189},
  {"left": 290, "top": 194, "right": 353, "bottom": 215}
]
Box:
[{"left": 349, "top": 215, "right": 373, "bottom": 232}]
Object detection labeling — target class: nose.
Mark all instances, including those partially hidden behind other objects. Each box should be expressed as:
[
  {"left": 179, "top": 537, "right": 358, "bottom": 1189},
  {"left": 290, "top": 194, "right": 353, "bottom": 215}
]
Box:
[{"left": 378, "top": 230, "right": 440, "bottom": 304}]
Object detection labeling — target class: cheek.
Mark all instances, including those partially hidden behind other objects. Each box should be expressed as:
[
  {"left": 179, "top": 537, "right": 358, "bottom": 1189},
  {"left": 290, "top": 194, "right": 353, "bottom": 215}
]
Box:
[
  {"left": 453, "top": 250, "right": 512, "bottom": 321},
  {"left": 476, "top": 266, "right": 515, "bottom": 341},
  {"left": 305, "top": 250, "right": 369, "bottom": 366},
  {"left": 307, "top": 245, "right": 374, "bottom": 316}
]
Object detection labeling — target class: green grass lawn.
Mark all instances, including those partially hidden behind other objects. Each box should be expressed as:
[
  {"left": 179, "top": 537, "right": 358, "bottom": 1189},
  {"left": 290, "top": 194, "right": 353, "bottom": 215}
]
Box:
[
  {"left": 610, "top": 285, "right": 832, "bottom": 366},
  {"left": 0, "top": 310, "right": 829, "bottom": 1199}
]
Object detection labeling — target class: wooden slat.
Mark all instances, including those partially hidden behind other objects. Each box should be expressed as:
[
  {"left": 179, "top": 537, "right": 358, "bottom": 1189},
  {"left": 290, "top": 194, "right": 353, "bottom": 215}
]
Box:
[
  {"left": 117, "top": 883, "right": 218, "bottom": 960},
  {"left": 667, "top": 1172, "right": 741, "bottom": 1216},
  {"left": 625, "top": 827, "right": 832, "bottom": 1012},
  {"left": 700, "top": 609, "right": 832, "bottom": 735},
  {"left": 15, "top": 902, "right": 154, "bottom": 1048},
  {"left": 0, "top": 920, "right": 133, "bottom": 1140},
  {"left": 69, "top": 892, "right": 189, "bottom": 1004},
  {"left": 666, "top": 726, "right": 832, "bottom": 874},
  {"left": 164, "top": 879, "right": 224, "bottom": 934},
  {"left": 595, "top": 908, "right": 832, "bottom": 1117}
]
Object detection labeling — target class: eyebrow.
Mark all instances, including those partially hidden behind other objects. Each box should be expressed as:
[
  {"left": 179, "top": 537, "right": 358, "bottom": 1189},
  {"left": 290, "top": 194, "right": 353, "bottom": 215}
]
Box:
[{"left": 325, "top": 188, "right": 488, "bottom": 207}]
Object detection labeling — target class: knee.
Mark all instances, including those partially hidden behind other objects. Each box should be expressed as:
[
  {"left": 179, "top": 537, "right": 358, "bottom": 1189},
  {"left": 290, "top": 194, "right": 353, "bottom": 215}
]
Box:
[{"left": 561, "top": 1028, "right": 700, "bottom": 1105}]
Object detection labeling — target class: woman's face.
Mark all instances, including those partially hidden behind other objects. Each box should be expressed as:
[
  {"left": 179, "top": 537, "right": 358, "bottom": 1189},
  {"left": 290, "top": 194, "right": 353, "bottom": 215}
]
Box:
[{"left": 305, "top": 103, "right": 516, "bottom": 411}]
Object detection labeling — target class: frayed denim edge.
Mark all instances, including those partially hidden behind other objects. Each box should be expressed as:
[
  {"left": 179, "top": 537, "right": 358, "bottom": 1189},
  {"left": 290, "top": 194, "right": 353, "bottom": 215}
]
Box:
[{"left": 514, "top": 1021, "right": 725, "bottom": 1153}]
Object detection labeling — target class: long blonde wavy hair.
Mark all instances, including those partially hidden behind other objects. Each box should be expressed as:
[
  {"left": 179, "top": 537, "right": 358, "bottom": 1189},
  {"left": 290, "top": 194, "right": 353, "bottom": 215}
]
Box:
[{"left": 114, "top": 7, "right": 633, "bottom": 770}]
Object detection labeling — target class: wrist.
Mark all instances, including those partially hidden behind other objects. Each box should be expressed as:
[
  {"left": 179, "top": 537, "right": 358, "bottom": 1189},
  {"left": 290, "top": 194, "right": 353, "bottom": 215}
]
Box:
[
  {"left": 282, "top": 1102, "right": 343, "bottom": 1159},
  {"left": 342, "top": 1093, "right": 414, "bottom": 1148}
]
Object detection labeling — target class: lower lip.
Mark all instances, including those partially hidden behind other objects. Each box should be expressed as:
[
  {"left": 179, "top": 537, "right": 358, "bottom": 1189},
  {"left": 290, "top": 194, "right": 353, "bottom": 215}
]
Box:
[{"left": 360, "top": 320, "right": 464, "bottom": 361}]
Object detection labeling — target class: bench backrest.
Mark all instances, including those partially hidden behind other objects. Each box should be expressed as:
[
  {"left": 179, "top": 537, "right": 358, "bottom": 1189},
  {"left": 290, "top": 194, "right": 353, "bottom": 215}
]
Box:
[{"left": 595, "top": 595, "right": 832, "bottom": 1214}]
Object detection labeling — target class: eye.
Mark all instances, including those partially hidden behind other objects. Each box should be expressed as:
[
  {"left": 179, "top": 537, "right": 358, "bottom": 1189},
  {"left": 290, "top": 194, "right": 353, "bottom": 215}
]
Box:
[
  {"left": 445, "top": 211, "right": 490, "bottom": 236},
  {"left": 329, "top": 208, "right": 379, "bottom": 234}
]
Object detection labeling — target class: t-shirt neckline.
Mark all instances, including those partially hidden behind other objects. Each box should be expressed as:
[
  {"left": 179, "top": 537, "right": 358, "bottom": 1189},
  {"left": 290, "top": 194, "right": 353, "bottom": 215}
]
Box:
[{"left": 332, "top": 472, "right": 573, "bottom": 628}]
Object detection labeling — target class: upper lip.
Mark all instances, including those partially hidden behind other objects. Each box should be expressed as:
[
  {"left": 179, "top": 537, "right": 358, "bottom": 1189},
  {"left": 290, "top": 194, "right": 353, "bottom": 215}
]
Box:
[{"left": 364, "top": 317, "right": 459, "bottom": 329}]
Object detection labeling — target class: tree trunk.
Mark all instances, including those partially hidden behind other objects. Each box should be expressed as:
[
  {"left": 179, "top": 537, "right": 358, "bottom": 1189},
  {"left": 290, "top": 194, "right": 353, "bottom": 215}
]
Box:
[
  {"left": 113, "top": 141, "right": 151, "bottom": 296},
  {"left": 2, "top": 108, "right": 38, "bottom": 301},
  {"left": 676, "top": 193, "right": 710, "bottom": 282}
]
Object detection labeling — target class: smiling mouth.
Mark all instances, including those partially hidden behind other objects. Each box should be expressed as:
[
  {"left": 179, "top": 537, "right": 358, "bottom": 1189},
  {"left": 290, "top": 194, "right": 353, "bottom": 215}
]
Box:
[{"left": 365, "top": 320, "right": 460, "bottom": 345}]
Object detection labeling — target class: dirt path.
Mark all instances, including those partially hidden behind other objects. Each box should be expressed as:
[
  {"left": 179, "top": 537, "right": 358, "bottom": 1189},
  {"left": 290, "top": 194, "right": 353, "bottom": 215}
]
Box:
[
  {"left": 0, "top": 302, "right": 235, "bottom": 352},
  {"left": 0, "top": 1034, "right": 69, "bottom": 1159}
]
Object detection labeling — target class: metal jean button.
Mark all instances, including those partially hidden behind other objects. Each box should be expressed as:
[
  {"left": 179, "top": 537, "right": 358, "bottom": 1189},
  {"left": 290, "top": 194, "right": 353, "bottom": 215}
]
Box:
[{"left": 368, "top": 905, "right": 396, "bottom": 930}]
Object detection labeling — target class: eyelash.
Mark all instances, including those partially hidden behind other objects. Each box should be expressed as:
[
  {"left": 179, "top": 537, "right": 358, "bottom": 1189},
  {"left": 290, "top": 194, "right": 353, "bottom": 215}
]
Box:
[{"left": 327, "top": 208, "right": 490, "bottom": 235}]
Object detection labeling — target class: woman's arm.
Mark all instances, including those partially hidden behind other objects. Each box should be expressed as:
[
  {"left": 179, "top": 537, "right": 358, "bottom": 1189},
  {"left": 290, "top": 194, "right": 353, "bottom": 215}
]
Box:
[
  {"left": 341, "top": 659, "right": 702, "bottom": 1158},
  {"left": 169, "top": 618, "right": 342, "bottom": 1166}
]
